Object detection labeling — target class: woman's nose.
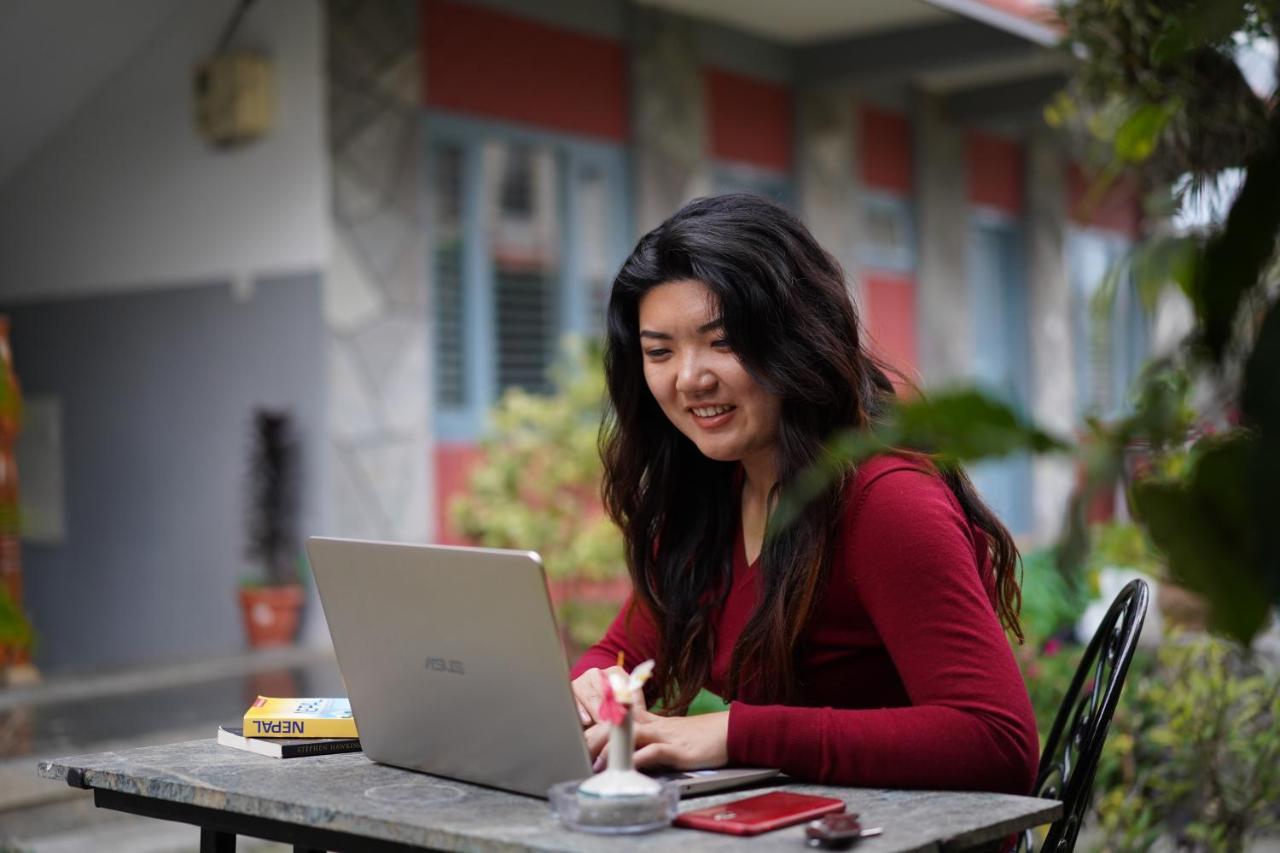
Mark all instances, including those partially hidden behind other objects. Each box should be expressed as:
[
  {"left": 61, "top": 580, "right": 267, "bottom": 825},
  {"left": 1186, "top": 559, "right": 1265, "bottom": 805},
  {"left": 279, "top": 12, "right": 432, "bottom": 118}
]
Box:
[{"left": 675, "top": 352, "right": 715, "bottom": 394}]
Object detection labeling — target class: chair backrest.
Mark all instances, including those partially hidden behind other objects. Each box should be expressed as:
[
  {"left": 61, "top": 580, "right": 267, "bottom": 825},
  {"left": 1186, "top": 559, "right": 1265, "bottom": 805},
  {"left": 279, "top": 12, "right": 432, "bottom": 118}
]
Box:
[{"left": 1021, "top": 578, "right": 1150, "bottom": 853}]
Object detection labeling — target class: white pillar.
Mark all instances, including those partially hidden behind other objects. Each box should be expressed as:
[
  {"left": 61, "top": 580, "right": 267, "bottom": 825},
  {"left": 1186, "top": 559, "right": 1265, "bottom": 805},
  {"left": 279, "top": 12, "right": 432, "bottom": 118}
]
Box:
[
  {"left": 629, "top": 7, "right": 711, "bottom": 236},
  {"left": 913, "top": 92, "right": 971, "bottom": 385},
  {"left": 797, "top": 87, "right": 862, "bottom": 301},
  {"left": 1026, "top": 124, "right": 1076, "bottom": 540}
]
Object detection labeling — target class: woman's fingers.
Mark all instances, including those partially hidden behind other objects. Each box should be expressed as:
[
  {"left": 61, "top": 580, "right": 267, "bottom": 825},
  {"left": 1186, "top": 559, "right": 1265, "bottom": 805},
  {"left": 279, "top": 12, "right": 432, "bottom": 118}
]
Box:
[
  {"left": 632, "top": 742, "right": 676, "bottom": 770},
  {"left": 571, "top": 665, "right": 630, "bottom": 727},
  {"left": 583, "top": 722, "right": 610, "bottom": 761},
  {"left": 571, "top": 669, "right": 605, "bottom": 726}
]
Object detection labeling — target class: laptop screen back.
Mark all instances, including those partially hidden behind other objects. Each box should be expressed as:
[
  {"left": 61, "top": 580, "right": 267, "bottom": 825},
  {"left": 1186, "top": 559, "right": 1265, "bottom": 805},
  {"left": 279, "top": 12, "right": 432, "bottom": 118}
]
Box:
[{"left": 307, "top": 538, "right": 593, "bottom": 797}]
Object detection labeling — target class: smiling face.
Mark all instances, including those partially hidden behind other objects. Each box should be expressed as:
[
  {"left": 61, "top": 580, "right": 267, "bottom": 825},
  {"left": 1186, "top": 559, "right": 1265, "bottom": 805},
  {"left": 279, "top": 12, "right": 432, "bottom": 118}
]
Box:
[{"left": 638, "top": 279, "right": 782, "bottom": 479}]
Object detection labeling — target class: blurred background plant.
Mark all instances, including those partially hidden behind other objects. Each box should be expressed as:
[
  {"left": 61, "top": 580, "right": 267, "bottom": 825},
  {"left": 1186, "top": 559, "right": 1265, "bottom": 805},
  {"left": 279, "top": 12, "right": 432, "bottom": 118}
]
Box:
[
  {"left": 1047, "top": 0, "right": 1280, "bottom": 648},
  {"left": 244, "top": 409, "right": 302, "bottom": 588},
  {"left": 829, "top": 4, "right": 1280, "bottom": 845},
  {"left": 1093, "top": 634, "right": 1280, "bottom": 852},
  {"left": 451, "top": 338, "right": 628, "bottom": 651},
  {"left": 795, "top": 0, "right": 1279, "bottom": 643},
  {"left": 791, "top": 0, "right": 1277, "bottom": 645},
  {"left": 0, "top": 585, "right": 33, "bottom": 655}
]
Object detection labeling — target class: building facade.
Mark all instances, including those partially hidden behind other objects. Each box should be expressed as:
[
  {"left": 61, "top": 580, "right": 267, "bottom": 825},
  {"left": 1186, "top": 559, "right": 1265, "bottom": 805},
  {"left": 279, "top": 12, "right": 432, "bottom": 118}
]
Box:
[
  {"left": 337, "top": 0, "right": 1146, "bottom": 546},
  {"left": 1, "top": 0, "right": 1150, "bottom": 671}
]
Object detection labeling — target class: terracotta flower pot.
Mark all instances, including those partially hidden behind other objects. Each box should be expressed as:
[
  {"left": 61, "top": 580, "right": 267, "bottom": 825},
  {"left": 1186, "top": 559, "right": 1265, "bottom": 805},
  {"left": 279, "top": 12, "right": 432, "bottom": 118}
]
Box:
[{"left": 238, "top": 583, "right": 305, "bottom": 648}]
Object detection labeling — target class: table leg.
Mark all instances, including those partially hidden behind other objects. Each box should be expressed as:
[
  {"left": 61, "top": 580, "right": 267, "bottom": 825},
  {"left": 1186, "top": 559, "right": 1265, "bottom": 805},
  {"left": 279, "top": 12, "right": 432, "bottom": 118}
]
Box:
[{"left": 200, "top": 827, "right": 235, "bottom": 852}]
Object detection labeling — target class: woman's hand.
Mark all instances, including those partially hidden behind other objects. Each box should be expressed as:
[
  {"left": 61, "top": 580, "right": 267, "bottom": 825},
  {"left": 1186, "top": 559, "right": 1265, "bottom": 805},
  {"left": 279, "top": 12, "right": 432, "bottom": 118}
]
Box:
[
  {"left": 570, "top": 666, "right": 626, "bottom": 726},
  {"left": 584, "top": 708, "right": 730, "bottom": 772}
]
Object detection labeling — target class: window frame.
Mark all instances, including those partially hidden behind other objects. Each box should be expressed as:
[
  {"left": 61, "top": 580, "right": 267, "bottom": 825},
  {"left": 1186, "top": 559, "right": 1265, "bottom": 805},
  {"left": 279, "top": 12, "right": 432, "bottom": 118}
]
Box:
[
  {"left": 966, "top": 209, "right": 1034, "bottom": 535},
  {"left": 710, "top": 160, "right": 796, "bottom": 209},
  {"left": 1066, "top": 226, "right": 1147, "bottom": 420},
  {"left": 425, "top": 111, "right": 631, "bottom": 441},
  {"left": 858, "top": 190, "right": 917, "bottom": 274}
]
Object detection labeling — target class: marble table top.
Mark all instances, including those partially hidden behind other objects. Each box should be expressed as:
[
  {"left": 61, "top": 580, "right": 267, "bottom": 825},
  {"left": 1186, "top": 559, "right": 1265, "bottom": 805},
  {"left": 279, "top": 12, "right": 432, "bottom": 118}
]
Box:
[{"left": 39, "top": 739, "right": 1061, "bottom": 852}]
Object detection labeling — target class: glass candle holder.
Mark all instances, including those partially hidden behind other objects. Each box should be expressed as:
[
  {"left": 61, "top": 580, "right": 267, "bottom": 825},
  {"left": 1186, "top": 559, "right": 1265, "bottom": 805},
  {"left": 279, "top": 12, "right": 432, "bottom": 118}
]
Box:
[
  {"left": 548, "top": 778, "right": 679, "bottom": 834},
  {"left": 549, "top": 704, "right": 678, "bottom": 833}
]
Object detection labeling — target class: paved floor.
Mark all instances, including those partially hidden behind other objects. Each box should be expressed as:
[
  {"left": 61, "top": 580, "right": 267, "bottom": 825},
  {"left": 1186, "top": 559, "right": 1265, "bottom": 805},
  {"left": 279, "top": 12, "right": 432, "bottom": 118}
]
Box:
[{"left": 0, "top": 645, "right": 344, "bottom": 852}]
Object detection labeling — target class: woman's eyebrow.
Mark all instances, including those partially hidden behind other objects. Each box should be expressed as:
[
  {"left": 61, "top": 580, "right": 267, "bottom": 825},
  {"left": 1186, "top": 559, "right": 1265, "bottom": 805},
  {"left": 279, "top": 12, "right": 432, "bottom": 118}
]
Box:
[{"left": 639, "top": 319, "right": 723, "bottom": 339}]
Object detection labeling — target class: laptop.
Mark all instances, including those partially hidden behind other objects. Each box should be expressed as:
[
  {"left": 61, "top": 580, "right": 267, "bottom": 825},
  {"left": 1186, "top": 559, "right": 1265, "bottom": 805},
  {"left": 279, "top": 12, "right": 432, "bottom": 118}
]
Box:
[{"left": 306, "top": 537, "right": 779, "bottom": 798}]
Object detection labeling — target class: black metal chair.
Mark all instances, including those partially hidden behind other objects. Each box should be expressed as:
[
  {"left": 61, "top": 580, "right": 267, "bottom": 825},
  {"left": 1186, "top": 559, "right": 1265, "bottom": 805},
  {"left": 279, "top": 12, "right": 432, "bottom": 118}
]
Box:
[{"left": 1019, "top": 578, "right": 1150, "bottom": 853}]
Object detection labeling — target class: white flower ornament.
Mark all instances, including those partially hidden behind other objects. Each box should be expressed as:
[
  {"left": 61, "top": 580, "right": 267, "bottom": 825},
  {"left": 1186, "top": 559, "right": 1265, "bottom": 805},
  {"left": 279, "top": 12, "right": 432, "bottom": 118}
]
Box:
[{"left": 598, "top": 659, "right": 655, "bottom": 723}]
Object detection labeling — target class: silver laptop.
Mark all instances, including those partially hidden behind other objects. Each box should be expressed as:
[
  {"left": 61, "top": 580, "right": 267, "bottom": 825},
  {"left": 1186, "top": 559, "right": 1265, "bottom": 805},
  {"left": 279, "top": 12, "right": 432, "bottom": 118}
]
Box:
[{"left": 306, "top": 537, "right": 779, "bottom": 798}]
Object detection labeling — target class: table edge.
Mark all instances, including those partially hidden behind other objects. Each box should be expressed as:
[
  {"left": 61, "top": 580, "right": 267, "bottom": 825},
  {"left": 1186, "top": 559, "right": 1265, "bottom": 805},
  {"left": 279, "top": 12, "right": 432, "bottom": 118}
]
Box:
[{"left": 37, "top": 747, "right": 1066, "bottom": 853}]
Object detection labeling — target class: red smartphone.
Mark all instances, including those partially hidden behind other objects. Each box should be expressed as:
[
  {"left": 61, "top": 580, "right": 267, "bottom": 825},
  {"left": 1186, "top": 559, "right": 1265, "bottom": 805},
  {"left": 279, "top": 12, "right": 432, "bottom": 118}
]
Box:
[{"left": 674, "top": 791, "right": 846, "bottom": 836}]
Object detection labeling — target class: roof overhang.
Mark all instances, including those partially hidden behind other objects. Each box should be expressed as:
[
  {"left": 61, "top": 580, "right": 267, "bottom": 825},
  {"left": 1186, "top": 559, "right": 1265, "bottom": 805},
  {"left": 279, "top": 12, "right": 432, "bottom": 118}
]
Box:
[
  {"left": 637, "top": 0, "right": 1069, "bottom": 124},
  {"left": 635, "top": 0, "right": 1060, "bottom": 47}
]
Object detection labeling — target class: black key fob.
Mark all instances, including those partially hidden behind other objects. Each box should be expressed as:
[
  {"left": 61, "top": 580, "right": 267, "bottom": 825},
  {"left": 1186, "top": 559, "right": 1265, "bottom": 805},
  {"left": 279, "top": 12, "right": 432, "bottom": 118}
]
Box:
[{"left": 805, "top": 812, "right": 883, "bottom": 848}]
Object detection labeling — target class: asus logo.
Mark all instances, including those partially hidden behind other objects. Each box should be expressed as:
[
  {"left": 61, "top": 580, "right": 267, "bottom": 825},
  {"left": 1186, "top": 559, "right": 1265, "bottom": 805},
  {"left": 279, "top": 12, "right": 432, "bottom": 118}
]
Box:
[{"left": 425, "top": 657, "right": 466, "bottom": 675}]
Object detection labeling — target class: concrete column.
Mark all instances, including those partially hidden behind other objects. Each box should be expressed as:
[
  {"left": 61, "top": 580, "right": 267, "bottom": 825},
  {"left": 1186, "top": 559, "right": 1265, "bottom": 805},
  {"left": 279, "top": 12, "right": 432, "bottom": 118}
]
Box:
[
  {"left": 629, "top": 7, "right": 711, "bottom": 236},
  {"left": 324, "top": 0, "right": 431, "bottom": 552},
  {"left": 796, "top": 87, "right": 862, "bottom": 299},
  {"left": 1026, "top": 123, "right": 1076, "bottom": 540},
  {"left": 913, "top": 92, "right": 971, "bottom": 385}
]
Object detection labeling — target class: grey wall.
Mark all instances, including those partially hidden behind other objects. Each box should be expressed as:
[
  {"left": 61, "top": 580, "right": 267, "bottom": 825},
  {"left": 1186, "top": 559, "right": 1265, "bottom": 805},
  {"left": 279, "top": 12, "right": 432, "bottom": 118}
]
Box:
[{"left": 6, "top": 274, "right": 325, "bottom": 673}]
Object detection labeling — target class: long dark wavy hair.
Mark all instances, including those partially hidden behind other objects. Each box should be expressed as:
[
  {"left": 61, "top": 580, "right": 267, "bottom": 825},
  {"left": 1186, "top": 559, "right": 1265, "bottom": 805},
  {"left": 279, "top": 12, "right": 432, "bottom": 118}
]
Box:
[{"left": 600, "top": 194, "right": 1022, "bottom": 715}]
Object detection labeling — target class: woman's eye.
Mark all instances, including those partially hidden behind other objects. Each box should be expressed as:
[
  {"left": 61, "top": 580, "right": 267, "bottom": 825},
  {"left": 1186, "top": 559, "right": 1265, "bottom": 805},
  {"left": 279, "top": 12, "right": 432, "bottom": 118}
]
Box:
[
  {"left": 644, "top": 348, "right": 671, "bottom": 359},
  {"left": 711, "top": 339, "right": 732, "bottom": 350}
]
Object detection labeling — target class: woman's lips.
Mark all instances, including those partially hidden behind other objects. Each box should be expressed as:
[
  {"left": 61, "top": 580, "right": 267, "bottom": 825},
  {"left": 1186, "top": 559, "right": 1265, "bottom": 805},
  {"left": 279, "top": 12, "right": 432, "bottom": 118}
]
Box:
[{"left": 689, "top": 405, "right": 736, "bottom": 429}]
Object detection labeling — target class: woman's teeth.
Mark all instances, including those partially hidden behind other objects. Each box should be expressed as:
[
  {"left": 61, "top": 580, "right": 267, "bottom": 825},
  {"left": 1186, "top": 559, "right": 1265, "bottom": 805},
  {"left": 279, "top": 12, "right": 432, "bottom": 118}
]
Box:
[{"left": 692, "top": 405, "right": 734, "bottom": 417}]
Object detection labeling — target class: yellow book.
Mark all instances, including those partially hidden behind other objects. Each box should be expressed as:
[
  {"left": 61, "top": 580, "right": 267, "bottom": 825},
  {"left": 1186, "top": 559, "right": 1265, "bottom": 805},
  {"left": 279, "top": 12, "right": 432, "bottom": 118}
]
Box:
[{"left": 242, "top": 696, "right": 358, "bottom": 739}]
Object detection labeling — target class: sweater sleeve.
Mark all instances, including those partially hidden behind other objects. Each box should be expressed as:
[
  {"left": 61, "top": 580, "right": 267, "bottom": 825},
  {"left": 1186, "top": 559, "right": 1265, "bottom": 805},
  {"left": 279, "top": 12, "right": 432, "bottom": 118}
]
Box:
[
  {"left": 570, "top": 594, "right": 661, "bottom": 680},
  {"left": 725, "top": 468, "right": 1040, "bottom": 794}
]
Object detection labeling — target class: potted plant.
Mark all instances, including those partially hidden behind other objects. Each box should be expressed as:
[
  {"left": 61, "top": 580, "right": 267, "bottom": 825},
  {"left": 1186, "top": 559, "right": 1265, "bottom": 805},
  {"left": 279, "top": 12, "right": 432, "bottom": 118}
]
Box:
[
  {"left": 450, "top": 339, "right": 629, "bottom": 654},
  {"left": 239, "top": 408, "right": 305, "bottom": 648}
]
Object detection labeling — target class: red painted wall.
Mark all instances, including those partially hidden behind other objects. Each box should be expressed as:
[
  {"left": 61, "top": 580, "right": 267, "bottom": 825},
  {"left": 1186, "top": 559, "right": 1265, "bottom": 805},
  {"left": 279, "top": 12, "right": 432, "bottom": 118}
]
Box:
[
  {"left": 1066, "top": 164, "right": 1142, "bottom": 238},
  {"left": 859, "top": 105, "right": 913, "bottom": 195},
  {"left": 422, "top": 0, "right": 628, "bottom": 141},
  {"left": 705, "top": 69, "right": 793, "bottom": 173},
  {"left": 863, "top": 273, "right": 919, "bottom": 387},
  {"left": 434, "top": 442, "right": 483, "bottom": 544},
  {"left": 966, "top": 131, "right": 1024, "bottom": 214}
]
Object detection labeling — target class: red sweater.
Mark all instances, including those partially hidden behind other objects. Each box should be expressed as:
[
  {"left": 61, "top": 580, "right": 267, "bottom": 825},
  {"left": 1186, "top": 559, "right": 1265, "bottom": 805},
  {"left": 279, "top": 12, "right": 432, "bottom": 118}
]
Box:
[{"left": 572, "top": 455, "right": 1040, "bottom": 794}]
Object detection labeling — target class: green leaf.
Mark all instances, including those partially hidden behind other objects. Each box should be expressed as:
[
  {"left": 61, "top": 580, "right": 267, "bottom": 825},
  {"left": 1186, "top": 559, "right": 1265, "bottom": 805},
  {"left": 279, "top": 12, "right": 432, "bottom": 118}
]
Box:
[
  {"left": 1242, "top": 297, "right": 1280, "bottom": 433},
  {"left": 773, "top": 388, "right": 1069, "bottom": 533},
  {"left": 1131, "top": 436, "right": 1272, "bottom": 645},
  {"left": 1193, "top": 108, "right": 1280, "bottom": 361},
  {"left": 0, "top": 585, "right": 33, "bottom": 649},
  {"left": 1114, "top": 101, "right": 1177, "bottom": 164},
  {"left": 1182, "top": 0, "right": 1249, "bottom": 47},
  {"left": 891, "top": 388, "right": 1069, "bottom": 462},
  {"left": 1150, "top": 19, "right": 1191, "bottom": 65},
  {"left": 1130, "top": 235, "right": 1200, "bottom": 311},
  {"left": 1125, "top": 363, "right": 1195, "bottom": 450},
  {"left": 1241, "top": 298, "right": 1280, "bottom": 602}
]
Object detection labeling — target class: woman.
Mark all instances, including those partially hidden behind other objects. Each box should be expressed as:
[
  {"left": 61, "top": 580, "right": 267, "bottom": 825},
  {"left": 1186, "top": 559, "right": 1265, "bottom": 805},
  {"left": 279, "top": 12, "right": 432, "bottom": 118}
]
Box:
[{"left": 571, "top": 194, "right": 1039, "bottom": 794}]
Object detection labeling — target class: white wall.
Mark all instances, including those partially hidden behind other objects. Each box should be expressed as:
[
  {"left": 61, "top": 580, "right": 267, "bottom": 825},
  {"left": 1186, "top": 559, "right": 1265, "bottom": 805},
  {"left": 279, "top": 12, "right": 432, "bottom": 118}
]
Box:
[{"left": 0, "top": 0, "right": 328, "bottom": 302}]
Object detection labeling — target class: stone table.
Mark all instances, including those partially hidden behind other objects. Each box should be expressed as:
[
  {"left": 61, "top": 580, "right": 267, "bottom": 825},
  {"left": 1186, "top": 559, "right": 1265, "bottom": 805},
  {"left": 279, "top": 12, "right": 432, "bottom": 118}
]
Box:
[{"left": 38, "top": 739, "right": 1061, "bottom": 852}]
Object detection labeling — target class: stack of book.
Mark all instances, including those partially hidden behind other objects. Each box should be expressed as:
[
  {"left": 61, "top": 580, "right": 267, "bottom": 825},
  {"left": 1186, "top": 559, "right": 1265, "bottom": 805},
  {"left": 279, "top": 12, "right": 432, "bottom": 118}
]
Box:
[{"left": 218, "top": 696, "right": 361, "bottom": 759}]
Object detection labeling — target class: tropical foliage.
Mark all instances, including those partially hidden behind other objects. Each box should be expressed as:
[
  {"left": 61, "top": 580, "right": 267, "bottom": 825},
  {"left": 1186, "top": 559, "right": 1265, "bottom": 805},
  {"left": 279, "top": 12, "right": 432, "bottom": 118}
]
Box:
[
  {"left": 0, "top": 585, "right": 32, "bottom": 652},
  {"left": 1047, "top": 0, "right": 1280, "bottom": 646},
  {"left": 451, "top": 339, "right": 625, "bottom": 583},
  {"left": 791, "top": 0, "right": 1280, "bottom": 649},
  {"left": 1093, "top": 634, "right": 1280, "bottom": 852}
]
